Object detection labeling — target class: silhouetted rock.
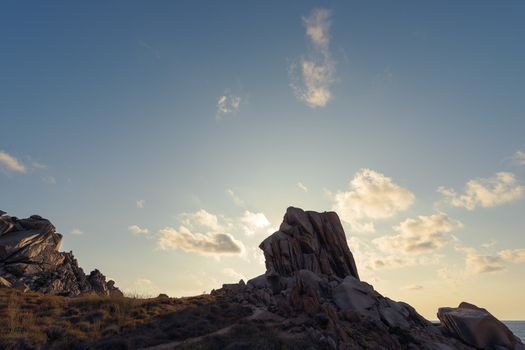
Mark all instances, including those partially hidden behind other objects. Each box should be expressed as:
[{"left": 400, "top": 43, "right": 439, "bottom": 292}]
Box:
[
  {"left": 438, "top": 302, "right": 525, "bottom": 349},
  {"left": 0, "top": 211, "right": 121, "bottom": 296}
]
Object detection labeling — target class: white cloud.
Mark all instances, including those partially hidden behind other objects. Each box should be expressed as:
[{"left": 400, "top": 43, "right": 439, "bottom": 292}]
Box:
[
  {"left": 499, "top": 249, "right": 525, "bottom": 263},
  {"left": 438, "top": 172, "right": 524, "bottom": 210},
  {"left": 70, "top": 228, "right": 83, "bottom": 235},
  {"left": 226, "top": 189, "right": 245, "bottom": 207},
  {"left": 157, "top": 226, "right": 244, "bottom": 256},
  {"left": 181, "top": 209, "right": 223, "bottom": 232},
  {"left": 332, "top": 169, "right": 415, "bottom": 233},
  {"left": 481, "top": 240, "right": 497, "bottom": 249},
  {"left": 373, "top": 213, "right": 463, "bottom": 254},
  {"left": 240, "top": 210, "right": 271, "bottom": 236},
  {"left": 128, "top": 225, "right": 149, "bottom": 235},
  {"left": 512, "top": 150, "right": 525, "bottom": 166},
  {"left": 297, "top": 182, "right": 308, "bottom": 192},
  {"left": 222, "top": 268, "right": 245, "bottom": 282},
  {"left": 290, "top": 8, "right": 335, "bottom": 108},
  {"left": 136, "top": 199, "right": 145, "bottom": 208},
  {"left": 0, "top": 150, "right": 26, "bottom": 173},
  {"left": 217, "top": 93, "right": 241, "bottom": 118}
]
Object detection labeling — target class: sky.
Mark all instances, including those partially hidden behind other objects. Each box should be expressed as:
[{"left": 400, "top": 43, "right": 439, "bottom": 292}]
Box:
[{"left": 1, "top": 1, "right": 525, "bottom": 320}]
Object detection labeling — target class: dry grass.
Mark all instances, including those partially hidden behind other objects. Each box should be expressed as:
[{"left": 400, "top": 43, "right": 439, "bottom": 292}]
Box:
[{"left": 0, "top": 288, "right": 223, "bottom": 350}]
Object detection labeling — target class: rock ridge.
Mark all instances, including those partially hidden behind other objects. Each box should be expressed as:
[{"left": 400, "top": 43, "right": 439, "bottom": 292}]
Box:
[{"left": 0, "top": 210, "right": 121, "bottom": 296}]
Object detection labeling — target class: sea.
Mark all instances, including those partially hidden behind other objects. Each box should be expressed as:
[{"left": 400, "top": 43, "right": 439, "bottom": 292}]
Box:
[{"left": 504, "top": 321, "right": 525, "bottom": 342}]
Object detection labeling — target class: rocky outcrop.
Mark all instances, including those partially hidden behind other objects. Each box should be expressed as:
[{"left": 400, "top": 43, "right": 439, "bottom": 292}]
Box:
[
  {"left": 438, "top": 302, "right": 525, "bottom": 350},
  {"left": 0, "top": 211, "right": 121, "bottom": 296},
  {"left": 213, "top": 207, "right": 482, "bottom": 349},
  {"left": 260, "top": 207, "right": 359, "bottom": 279}
]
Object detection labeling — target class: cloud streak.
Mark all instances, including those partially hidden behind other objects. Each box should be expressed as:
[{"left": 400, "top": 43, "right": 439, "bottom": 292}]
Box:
[
  {"left": 438, "top": 172, "right": 524, "bottom": 210},
  {"left": 290, "top": 8, "right": 335, "bottom": 108},
  {"left": 0, "top": 150, "right": 26, "bottom": 173}
]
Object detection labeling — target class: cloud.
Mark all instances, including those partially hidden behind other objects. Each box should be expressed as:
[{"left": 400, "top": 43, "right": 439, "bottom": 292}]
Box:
[
  {"left": 226, "top": 189, "right": 245, "bottom": 207},
  {"left": 240, "top": 210, "right": 271, "bottom": 236},
  {"left": 290, "top": 8, "right": 335, "bottom": 108},
  {"left": 128, "top": 225, "right": 149, "bottom": 235},
  {"left": 216, "top": 93, "right": 241, "bottom": 118},
  {"left": 157, "top": 226, "right": 244, "bottom": 256},
  {"left": 332, "top": 169, "right": 415, "bottom": 233},
  {"left": 0, "top": 150, "right": 26, "bottom": 173},
  {"left": 297, "top": 182, "right": 308, "bottom": 192},
  {"left": 181, "top": 209, "right": 222, "bottom": 232},
  {"left": 499, "top": 249, "right": 525, "bottom": 263},
  {"left": 438, "top": 172, "right": 524, "bottom": 210},
  {"left": 42, "top": 175, "right": 56, "bottom": 184},
  {"left": 463, "top": 248, "right": 505, "bottom": 275},
  {"left": 402, "top": 284, "right": 423, "bottom": 291},
  {"left": 70, "top": 228, "right": 83, "bottom": 235},
  {"left": 134, "top": 277, "right": 153, "bottom": 286},
  {"left": 481, "top": 240, "right": 497, "bottom": 249},
  {"left": 373, "top": 213, "right": 463, "bottom": 254},
  {"left": 136, "top": 200, "right": 145, "bottom": 209},
  {"left": 512, "top": 150, "right": 525, "bottom": 166},
  {"left": 222, "top": 268, "right": 245, "bottom": 282}
]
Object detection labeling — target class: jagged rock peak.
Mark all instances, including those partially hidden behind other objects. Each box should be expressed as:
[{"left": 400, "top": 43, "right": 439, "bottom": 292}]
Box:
[
  {"left": 260, "top": 206, "right": 359, "bottom": 280},
  {"left": 0, "top": 210, "right": 122, "bottom": 297}
]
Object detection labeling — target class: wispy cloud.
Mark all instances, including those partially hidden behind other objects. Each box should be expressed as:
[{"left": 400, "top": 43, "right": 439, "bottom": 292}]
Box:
[
  {"left": 128, "top": 225, "right": 149, "bottom": 235},
  {"left": 499, "top": 249, "right": 525, "bottom": 263},
  {"left": 157, "top": 226, "right": 244, "bottom": 256},
  {"left": 290, "top": 8, "right": 336, "bottom": 108},
  {"left": 297, "top": 182, "right": 308, "bottom": 192},
  {"left": 138, "top": 40, "right": 160, "bottom": 58},
  {"left": 181, "top": 209, "right": 223, "bottom": 232},
  {"left": 512, "top": 150, "right": 525, "bottom": 166},
  {"left": 438, "top": 172, "right": 524, "bottom": 210},
  {"left": 0, "top": 150, "right": 26, "bottom": 173},
  {"left": 42, "top": 175, "right": 56, "bottom": 184},
  {"left": 332, "top": 169, "right": 415, "bottom": 233},
  {"left": 402, "top": 284, "right": 423, "bottom": 291},
  {"left": 226, "top": 189, "right": 245, "bottom": 207},
  {"left": 70, "top": 228, "right": 83, "bottom": 235},
  {"left": 373, "top": 213, "right": 463, "bottom": 254},
  {"left": 462, "top": 247, "right": 505, "bottom": 275},
  {"left": 136, "top": 200, "right": 145, "bottom": 209},
  {"left": 216, "top": 93, "right": 242, "bottom": 119},
  {"left": 239, "top": 210, "right": 271, "bottom": 236},
  {"left": 222, "top": 267, "right": 245, "bottom": 282}
]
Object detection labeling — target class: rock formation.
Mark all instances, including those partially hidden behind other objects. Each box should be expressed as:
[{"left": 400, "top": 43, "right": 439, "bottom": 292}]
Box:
[
  {"left": 0, "top": 211, "right": 121, "bottom": 296},
  {"left": 438, "top": 302, "right": 525, "bottom": 350},
  {"left": 213, "top": 207, "right": 522, "bottom": 349}
]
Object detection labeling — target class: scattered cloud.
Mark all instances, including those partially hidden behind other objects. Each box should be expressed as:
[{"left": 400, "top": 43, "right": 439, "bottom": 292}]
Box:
[
  {"left": 181, "top": 209, "right": 223, "bottom": 232},
  {"left": 128, "top": 225, "right": 149, "bottom": 235},
  {"left": 402, "top": 284, "right": 423, "bottom": 291},
  {"left": 332, "top": 169, "right": 415, "bottom": 233},
  {"left": 499, "top": 249, "right": 525, "bottom": 263},
  {"left": 240, "top": 210, "right": 271, "bottom": 236},
  {"left": 481, "top": 240, "right": 497, "bottom": 249},
  {"left": 226, "top": 189, "right": 245, "bottom": 207},
  {"left": 138, "top": 40, "right": 160, "bottom": 58},
  {"left": 512, "top": 150, "right": 525, "bottom": 166},
  {"left": 157, "top": 226, "right": 244, "bottom": 256},
  {"left": 216, "top": 93, "right": 241, "bottom": 118},
  {"left": 70, "top": 228, "right": 83, "bottom": 235},
  {"left": 463, "top": 248, "right": 505, "bottom": 275},
  {"left": 290, "top": 8, "right": 335, "bottom": 108},
  {"left": 297, "top": 182, "right": 308, "bottom": 192},
  {"left": 222, "top": 268, "right": 245, "bottom": 282},
  {"left": 42, "top": 175, "right": 56, "bottom": 184},
  {"left": 136, "top": 200, "right": 145, "bottom": 209},
  {"left": 438, "top": 172, "right": 524, "bottom": 210},
  {"left": 373, "top": 213, "right": 463, "bottom": 254},
  {"left": 0, "top": 150, "right": 26, "bottom": 173}
]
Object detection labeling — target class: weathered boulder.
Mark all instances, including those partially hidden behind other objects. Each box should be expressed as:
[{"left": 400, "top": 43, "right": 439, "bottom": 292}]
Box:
[
  {"left": 0, "top": 211, "right": 121, "bottom": 296},
  {"left": 259, "top": 207, "right": 359, "bottom": 279},
  {"left": 438, "top": 302, "right": 525, "bottom": 349}
]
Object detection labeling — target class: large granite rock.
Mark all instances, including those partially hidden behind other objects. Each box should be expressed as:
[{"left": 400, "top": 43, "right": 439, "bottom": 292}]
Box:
[
  {"left": 259, "top": 207, "right": 359, "bottom": 279},
  {"left": 0, "top": 211, "right": 122, "bottom": 297},
  {"left": 438, "top": 302, "right": 525, "bottom": 350}
]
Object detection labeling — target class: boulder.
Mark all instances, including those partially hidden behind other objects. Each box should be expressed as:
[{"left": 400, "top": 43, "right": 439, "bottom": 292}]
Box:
[
  {"left": 0, "top": 211, "right": 121, "bottom": 297},
  {"left": 437, "top": 302, "right": 525, "bottom": 349}
]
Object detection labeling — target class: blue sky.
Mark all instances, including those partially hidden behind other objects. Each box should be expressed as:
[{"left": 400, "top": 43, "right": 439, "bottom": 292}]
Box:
[{"left": 1, "top": 1, "right": 525, "bottom": 319}]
